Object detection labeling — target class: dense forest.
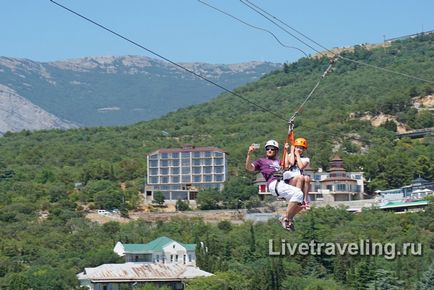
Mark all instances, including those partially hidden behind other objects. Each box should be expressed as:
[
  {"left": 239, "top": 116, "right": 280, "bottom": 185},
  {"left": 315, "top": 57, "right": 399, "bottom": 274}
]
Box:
[{"left": 0, "top": 35, "right": 433, "bottom": 289}]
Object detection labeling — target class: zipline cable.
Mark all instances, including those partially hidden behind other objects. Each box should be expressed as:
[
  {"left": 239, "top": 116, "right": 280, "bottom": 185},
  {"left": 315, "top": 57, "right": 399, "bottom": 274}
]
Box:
[
  {"left": 289, "top": 59, "right": 335, "bottom": 122},
  {"left": 49, "top": 0, "right": 287, "bottom": 121},
  {"left": 198, "top": 0, "right": 308, "bottom": 57},
  {"left": 198, "top": 0, "right": 337, "bottom": 122},
  {"left": 241, "top": 0, "right": 434, "bottom": 85}
]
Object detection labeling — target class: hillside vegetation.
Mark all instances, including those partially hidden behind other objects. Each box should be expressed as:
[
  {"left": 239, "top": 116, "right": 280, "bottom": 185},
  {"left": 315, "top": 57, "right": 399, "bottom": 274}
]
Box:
[
  {"left": 0, "top": 34, "right": 433, "bottom": 289},
  {"left": 0, "top": 56, "right": 279, "bottom": 127}
]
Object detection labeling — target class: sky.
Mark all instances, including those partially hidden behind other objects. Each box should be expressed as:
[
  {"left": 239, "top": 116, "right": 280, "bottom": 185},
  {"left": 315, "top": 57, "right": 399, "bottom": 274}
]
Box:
[{"left": 2, "top": 0, "right": 433, "bottom": 64}]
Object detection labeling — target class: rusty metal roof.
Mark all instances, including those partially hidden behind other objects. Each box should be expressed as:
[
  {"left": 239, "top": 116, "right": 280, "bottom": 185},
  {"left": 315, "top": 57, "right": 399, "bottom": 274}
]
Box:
[{"left": 77, "top": 263, "right": 212, "bottom": 283}]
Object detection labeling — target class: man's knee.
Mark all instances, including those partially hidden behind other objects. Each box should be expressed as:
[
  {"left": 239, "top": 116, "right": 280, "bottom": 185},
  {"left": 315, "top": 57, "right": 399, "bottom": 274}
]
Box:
[{"left": 290, "top": 189, "right": 304, "bottom": 203}]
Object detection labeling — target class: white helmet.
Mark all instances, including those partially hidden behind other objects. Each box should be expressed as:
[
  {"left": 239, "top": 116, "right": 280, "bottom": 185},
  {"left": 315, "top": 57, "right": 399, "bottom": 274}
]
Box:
[{"left": 264, "top": 140, "right": 279, "bottom": 150}]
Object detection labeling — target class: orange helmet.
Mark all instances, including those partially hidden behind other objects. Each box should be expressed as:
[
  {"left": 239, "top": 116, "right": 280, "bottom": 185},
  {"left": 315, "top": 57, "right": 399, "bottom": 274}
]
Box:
[{"left": 294, "top": 138, "right": 308, "bottom": 149}]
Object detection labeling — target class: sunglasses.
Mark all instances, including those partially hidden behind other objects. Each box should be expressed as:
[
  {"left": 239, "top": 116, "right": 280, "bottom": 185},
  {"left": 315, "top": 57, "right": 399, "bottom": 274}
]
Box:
[{"left": 265, "top": 147, "right": 276, "bottom": 152}]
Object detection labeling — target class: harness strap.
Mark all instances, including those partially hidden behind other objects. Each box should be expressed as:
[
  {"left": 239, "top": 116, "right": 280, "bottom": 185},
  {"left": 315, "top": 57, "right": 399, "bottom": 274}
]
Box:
[{"left": 274, "top": 180, "right": 280, "bottom": 196}]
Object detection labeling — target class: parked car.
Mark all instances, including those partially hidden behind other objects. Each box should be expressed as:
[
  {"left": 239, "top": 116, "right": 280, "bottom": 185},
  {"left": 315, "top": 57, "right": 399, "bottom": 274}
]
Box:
[{"left": 97, "top": 209, "right": 110, "bottom": 216}]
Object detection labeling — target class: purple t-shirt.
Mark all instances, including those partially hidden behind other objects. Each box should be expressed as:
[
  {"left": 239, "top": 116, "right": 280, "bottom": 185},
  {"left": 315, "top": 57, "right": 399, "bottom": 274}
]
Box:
[{"left": 252, "top": 157, "right": 281, "bottom": 185}]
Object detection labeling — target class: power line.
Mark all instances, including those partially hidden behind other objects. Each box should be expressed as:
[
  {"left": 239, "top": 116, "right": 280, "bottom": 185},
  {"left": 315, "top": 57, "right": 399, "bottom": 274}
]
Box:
[
  {"left": 198, "top": 0, "right": 308, "bottom": 57},
  {"left": 49, "top": 0, "right": 287, "bottom": 121},
  {"left": 241, "top": 0, "right": 434, "bottom": 85}
]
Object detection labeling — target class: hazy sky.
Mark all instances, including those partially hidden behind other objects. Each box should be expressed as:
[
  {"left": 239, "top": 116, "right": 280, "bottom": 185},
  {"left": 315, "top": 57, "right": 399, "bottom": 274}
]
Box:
[{"left": 3, "top": 0, "right": 433, "bottom": 64}]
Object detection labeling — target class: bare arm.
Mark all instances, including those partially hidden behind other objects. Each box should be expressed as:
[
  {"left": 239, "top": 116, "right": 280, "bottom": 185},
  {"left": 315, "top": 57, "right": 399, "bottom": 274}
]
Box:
[
  {"left": 287, "top": 145, "right": 296, "bottom": 168},
  {"left": 245, "top": 144, "right": 256, "bottom": 172},
  {"left": 294, "top": 147, "right": 309, "bottom": 170}
]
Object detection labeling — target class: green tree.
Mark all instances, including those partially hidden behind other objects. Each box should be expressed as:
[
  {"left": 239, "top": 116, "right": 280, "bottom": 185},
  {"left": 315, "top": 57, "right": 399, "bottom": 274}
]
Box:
[
  {"left": 197, "top": 189, "right": 221, "bottom": 210},
  {"left": 367, "top": 269, "right": 405, "bottom": 290},
  {"left": 4, "top": 273, "right": 29, "bottom": 290},
  {"left": 152, "top": 191, "right": 165, "bottom": 206},
  {"left": 382, "top": 119, "right": 397, "bottom": 132},
  {"left": 415, "top": 263, "right": 434, "bottom": 290},
  {"left": 186, "top": 272, "right": 248, "bottom": 290},
  {"left": 176, "top": 199, "right": 190, "bottom": 211}
]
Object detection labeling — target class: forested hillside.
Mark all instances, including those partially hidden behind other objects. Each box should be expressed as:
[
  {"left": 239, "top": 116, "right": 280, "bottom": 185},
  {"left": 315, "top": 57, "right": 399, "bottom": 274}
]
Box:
[
  {"left": 0, "top": 35, "right": 433, "bottom": 289},
  {"left": 0, "top": 56, "right": 279, "bottom": 127}
]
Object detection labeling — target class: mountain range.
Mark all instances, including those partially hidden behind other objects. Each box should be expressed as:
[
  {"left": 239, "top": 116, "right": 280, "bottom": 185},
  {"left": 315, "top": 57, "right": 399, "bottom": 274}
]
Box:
[{"left": 0, "top": 56, "right": 280, "bottom": 132}]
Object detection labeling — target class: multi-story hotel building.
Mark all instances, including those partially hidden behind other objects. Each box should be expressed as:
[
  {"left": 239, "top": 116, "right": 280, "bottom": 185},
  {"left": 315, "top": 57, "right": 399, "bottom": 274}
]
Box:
[{"left": 146, "top": 145, "right": 227, "bottom": 201}]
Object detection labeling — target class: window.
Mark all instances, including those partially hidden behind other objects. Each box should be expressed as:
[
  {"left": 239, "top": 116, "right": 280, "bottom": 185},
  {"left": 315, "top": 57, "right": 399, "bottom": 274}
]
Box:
[
  {"left": 214, "top": 158, "right": 224, "bottom": 165},
  {"left": 204, "top": 159, "right": 212, "bottom": 166},
  {"left": 170, "top": 255, "right": 173, "bottom": 262},
  {"left": 203, "top": 166, "right": 212, "bottom": 174},
  {"left": 181, "top": 152, "right": 190, "bottom": 158},
  {"left": 149, "top": 160, "right": 158, "bottom": 167},
  {"left": 193, "top": 175, "right": 201, "bottom": 182},
  {"left": 215, "top": 175, "right": 224, "bottom": 182},
  {"left": 214, "top": 152, "right": 223, "bottom": 157},
  {"left": 171, "top": 167, "right": 180, "bottom": 175},
  {"left": 160, "top": 168, "right": 169, "bottom": 175},
  {"left": 188, "top": 254, "right": 192, "bottom": 262},
  {"left": 161, "top": 177, "right": 169, "bottom": 184},
  {"left": 150, "top": 177, "right": 158, "bottom": 183},
  {"left": 204, "top": 152, "right": 212, "bottom": 158},
  {"left": 182, "top": 159, "right": 190, "bottom": 166},
  {"left": 192, "top": 167, "right": 201, "bottom": 174},
  {"left": 337, "top": 184, "right": 346, "bottom": 191},
  {"left": 326, "top": 185, "right": 333, "bottom": 191},
  {"left": 176, "top": 254, "right": 179, "bottom": 262},
  {"left": 314, "top": 175, "right": 321, "bottom": 181},
  {"left": 193, "top": 159, "right": 201, "bottom": 166},
  {"left": 214, "top": 166, "right": 224, "bottom": 173},
  {"left": 161, "top": 160, "right": 168, "bottom": 167},
  {"left": 149, "top": 154, "right": 158, "bottom": 160},
  {"left": 171, "top": 152, "right": 179, "bottom": 158},
  {"left": 354, "top": 174, "right": 362, "bottom": 180},
  {"left": 182, "top": 167, "right": 190, "bottom": 174},
  {"left": 156, "top": 255, "right": 160, "bottom": 262},
  {"left": 149, "top": 168, "right": 158, "bottom": 175},
  {"left": 193, "top": 152, "right": 201, "bottom": 158},
  {"left": 183, "top": 255, "right": 186, "bottom": 264},
  {"left": 182, "top": 175, "right": 191, "bottom": 183},
  {"left": 171, "top": 160, "right": 179, "bottom": 167},
  {"left": 161, "top": 153, "right": 168, "bottom": 159},
  {"left": 172, "top": 176, "right": 180, "bottom": 183},
  {"left": 204, "top": 175, "right": 212, "bottom": 182}
]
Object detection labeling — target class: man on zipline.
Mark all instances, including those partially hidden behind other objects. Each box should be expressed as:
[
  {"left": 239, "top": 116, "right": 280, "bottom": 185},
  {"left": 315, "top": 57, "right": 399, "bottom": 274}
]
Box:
[{"left": 245, "top": 140, "right": 304, "bottom": 231}]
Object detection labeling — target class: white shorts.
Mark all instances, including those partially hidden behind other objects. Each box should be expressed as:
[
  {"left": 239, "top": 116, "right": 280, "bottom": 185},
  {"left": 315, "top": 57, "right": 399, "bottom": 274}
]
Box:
[
  {"left": 268, "top": 180, "right": 304, "bottom": 203},
  {"left": 283, "top": 170, "right": 300, "bottom": 181}
]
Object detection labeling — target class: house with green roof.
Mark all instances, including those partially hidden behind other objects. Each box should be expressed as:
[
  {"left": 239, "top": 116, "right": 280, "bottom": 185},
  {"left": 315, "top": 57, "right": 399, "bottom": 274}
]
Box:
[
  {"left": 78, "top": 237, "right": 209, "bottom": 290},
  {"left": 114, "top": 236, "right": 197, "bottom": 266}
]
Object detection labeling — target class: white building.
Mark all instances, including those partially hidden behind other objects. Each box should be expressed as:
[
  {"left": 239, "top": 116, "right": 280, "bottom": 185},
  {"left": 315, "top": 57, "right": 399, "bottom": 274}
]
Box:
[
  {"left": 113, "top": 236, "right": 197, "bottom": 266},
  {"left": 78, "top": 236, "right": 212, "bottom": 290},
  {"left": 146, "top": 144, "right": 227, "bottom": 201},
  {"left": 376, "top": 177, "right": 434, "bottom": 203}
]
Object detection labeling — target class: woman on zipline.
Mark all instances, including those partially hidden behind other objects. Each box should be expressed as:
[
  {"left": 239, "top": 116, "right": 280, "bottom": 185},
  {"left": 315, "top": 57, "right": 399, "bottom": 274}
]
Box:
[
  {"left": 245, "top": 140, "right": 304, "bottom": 231},
  {"left": 283, "top": 138, "right": 311, "bottom": 208}
]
